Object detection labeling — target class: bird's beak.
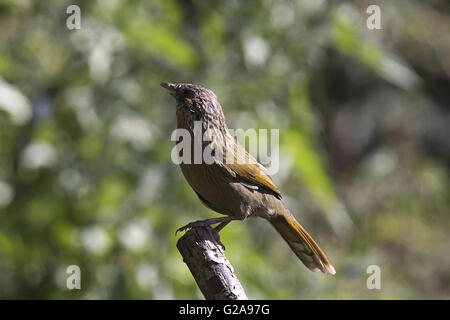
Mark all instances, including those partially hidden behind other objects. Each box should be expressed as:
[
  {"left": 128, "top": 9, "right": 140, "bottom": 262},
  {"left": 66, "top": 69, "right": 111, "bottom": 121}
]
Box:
[{"left": 160, "top": 82, "right": 176, "bottom": 97}]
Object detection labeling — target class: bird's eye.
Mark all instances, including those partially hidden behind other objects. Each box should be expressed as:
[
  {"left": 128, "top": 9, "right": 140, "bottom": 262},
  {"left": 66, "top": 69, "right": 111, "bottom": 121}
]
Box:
[{"left": 183, "top": 88, "right": 196, "bottom": 98}]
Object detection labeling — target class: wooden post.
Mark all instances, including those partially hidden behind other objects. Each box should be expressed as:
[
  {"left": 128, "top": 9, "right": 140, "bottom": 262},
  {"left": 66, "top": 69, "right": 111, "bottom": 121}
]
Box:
[{"left": 176, "top": 226, "right": 248, "bottom": 300}]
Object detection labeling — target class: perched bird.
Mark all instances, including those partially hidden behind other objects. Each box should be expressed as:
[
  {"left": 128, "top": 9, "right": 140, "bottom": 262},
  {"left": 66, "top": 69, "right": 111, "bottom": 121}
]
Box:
[{"left": 161, "top": 82, "right": 335, "bottom": 275}]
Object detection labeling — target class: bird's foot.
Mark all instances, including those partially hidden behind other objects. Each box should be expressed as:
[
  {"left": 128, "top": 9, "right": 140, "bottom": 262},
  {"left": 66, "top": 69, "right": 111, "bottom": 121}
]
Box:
[
  {"left": 175, "top": 220, "right": 209, "bottom": 234},
  {"left": 175, "top": 216, "right": 235, "bottom": 234},
  {"left": 175, "top": 217, "right": 237, "bottom": 250}
]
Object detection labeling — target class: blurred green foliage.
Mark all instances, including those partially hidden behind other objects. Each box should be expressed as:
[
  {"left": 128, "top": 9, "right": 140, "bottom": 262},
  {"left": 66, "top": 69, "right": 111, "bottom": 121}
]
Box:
[{"left": 0, "top": 0, "right": 449, "bottom": 299}]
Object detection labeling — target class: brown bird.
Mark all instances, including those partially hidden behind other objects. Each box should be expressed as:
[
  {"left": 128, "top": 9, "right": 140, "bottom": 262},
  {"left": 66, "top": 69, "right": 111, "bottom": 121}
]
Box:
[{"left": 161, "top": 82, "right": 335, "bottom": 275}]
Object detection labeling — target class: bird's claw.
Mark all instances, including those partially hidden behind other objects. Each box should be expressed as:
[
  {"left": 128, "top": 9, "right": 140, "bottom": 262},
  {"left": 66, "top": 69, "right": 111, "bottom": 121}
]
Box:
[
  {"left": 175, "top": 226, "right": 188, "bottom": 235},
  {"left": 175, "top": 221, "right": 208, "bottom": 235},
  {"left": 175, "top": 224, "right": 190, "bottom": 235},
  {"left": 214, "top": 233, "right": 226, "bottom": 251}
]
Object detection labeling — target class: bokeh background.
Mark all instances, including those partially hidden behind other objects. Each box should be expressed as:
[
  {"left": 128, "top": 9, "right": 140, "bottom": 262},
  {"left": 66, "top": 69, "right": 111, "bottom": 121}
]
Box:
[{"left": 0, "top": 0, "right": 449, "bottom": 299}]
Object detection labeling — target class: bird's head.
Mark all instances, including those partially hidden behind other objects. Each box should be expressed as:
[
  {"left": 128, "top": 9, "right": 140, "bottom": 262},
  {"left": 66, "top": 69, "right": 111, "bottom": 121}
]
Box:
[
  {"left": 160, "top": 82, "right": 226, "bottom": 131},
  {"left": 160, "top": 82, "right": 216, "bottom": 103}
]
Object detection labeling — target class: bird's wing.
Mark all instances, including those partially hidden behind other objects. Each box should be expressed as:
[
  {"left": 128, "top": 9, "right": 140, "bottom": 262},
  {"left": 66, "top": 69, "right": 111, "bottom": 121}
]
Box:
[{"left": 218, "top": 136, "right": 281, "bottom": 198}]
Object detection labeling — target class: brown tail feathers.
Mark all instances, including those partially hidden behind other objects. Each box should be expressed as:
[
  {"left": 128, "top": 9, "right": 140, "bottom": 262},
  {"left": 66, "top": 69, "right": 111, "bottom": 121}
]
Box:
[{"left": 269, "top": 212, "right": 335, "bottom": 275}]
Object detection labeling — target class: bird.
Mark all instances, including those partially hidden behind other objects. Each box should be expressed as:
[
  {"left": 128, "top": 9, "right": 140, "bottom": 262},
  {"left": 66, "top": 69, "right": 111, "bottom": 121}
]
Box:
[{"left": 161, "top": 81, "right": 335, "bottom": 275}]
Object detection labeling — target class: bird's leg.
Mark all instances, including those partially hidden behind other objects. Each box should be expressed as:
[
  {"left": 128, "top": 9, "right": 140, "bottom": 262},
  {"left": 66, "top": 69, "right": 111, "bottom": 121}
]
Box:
[
  {"left": 175, "top": 216, "right": 237, "bottom": 234},
  {"left": 212, "top": 220, "right": 234, "bottom": 250},
  {"left": 214, "top": 220, "right": 231, "bottom": 232}
]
